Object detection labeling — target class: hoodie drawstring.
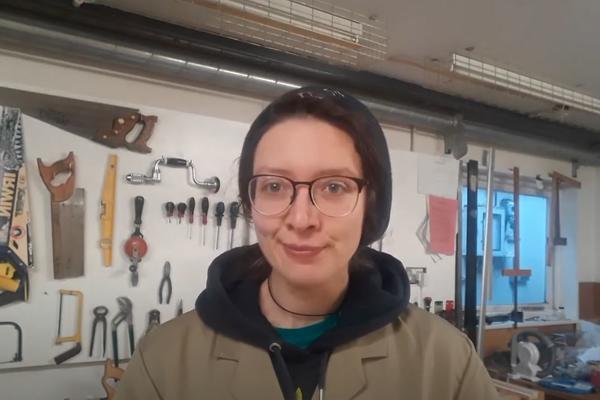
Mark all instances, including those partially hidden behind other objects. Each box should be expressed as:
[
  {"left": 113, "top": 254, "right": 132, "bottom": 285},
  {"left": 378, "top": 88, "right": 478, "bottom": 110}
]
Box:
[
  {"left": 269, "top": 342, "right": 331, "bottom": 400},
  {"left": 269, "top": 342, "right": 297, "bottom": 400},
  {"left": 317, "top": 351, "right": 331, "bottom": 400}
]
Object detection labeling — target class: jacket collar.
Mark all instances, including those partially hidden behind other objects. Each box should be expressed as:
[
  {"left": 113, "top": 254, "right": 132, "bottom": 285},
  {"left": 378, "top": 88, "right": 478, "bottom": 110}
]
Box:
[{"left": 214, "top": 323, "right": 391, "bottom": 399}]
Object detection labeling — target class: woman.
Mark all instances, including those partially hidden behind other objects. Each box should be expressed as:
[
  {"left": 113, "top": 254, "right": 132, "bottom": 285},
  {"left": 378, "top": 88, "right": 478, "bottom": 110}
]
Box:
[{"left": 115, "top": 87, "right": 499, "bottom": 400}]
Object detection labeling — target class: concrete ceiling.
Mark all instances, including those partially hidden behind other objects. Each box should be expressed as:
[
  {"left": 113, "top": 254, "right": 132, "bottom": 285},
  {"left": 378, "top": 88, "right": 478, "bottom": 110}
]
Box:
[{"left": 95, "top": 0, "right": 600, "bottom": 131}]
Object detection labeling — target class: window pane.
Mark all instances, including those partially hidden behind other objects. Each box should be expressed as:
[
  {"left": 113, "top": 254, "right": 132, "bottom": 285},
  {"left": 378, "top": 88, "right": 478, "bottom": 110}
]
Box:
[{"left": 461, "top": 187, "right": 548, "bottom": 306}]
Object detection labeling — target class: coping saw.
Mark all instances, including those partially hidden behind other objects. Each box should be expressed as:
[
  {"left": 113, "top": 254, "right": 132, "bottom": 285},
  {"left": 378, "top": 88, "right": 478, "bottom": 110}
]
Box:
[
  {"left": 54, "top": 289, "right": 83, "bottom": 364},
  {"left": 0, "top": 86, "right": 158, "bottom": 153}
]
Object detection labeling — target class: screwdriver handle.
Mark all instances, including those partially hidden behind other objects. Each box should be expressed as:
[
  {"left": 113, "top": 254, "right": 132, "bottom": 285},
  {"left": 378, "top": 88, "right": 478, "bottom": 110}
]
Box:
[
  {"left": 188, "top": 197, "right": 196, "bottom": 223},
  {"left": 215, "top": 202, "right": 225, "bottom": 226},
  {"left": 165, "top": 202, "right": 175, "bottom": 217},
  {"left": 177, "top": 202, "right": 187, "bottom": 219},
  {"left": 229, "top": 202, "right": 239, "bottom": 230},
  {"left": 201, "top": 197, "right": 209, "bottom": 216}
]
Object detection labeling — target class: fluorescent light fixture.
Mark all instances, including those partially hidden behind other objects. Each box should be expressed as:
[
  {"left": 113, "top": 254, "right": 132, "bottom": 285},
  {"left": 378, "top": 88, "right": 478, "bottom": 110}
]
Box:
[
  {"left": 190, "top": 0, "right": 363, "bottom": 48},
  {"left": 451, "top": 53, "right": 600, "bottom": 115}
]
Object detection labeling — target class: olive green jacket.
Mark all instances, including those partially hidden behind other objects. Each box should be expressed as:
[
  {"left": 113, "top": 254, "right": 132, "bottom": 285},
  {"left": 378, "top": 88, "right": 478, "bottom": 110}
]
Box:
[{"left": 115, "top": 306, "right": 499, "bottom": 399}]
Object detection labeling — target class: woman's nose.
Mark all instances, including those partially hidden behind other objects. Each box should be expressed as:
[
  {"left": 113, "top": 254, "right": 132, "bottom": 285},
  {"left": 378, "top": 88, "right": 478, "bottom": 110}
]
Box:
[{"left": 284, "top": 186, "right": 319, "bottom": 230}]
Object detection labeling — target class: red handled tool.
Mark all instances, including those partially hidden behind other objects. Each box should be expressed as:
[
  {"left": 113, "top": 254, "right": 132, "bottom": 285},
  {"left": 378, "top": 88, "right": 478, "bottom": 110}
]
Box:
[{"left": 124, "top": 196, "right": 147, "bottom": 286}]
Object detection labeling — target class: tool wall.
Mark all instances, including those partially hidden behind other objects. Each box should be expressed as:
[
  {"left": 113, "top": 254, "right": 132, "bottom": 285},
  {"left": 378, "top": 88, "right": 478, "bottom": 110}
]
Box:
[{"left": 0, "top": 94, "right": 457, "bottom": 373}]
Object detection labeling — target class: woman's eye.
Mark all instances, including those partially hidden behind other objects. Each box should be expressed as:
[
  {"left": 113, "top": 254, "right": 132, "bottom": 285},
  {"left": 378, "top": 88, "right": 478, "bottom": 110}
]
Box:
[
  {"left": 322, "top": 181, "right": 348, "bottom": 194},
  {"left": 260, "top": 181, "right": 284, "bottom": 193},
  {"left": 327, "top": 183, "right": 342, "bottom": 193}
]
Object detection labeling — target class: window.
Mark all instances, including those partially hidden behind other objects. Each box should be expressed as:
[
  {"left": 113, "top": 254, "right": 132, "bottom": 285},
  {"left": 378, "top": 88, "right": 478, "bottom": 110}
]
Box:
[{"left": 460, "top": 187, "right": 548, "bottom": 306}]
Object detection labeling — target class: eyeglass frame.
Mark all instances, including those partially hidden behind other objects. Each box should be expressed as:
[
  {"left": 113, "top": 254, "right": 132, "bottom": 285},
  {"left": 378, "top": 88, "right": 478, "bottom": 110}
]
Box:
[{"left": 248, "top": 174, "right": 368, "bottom": 217}]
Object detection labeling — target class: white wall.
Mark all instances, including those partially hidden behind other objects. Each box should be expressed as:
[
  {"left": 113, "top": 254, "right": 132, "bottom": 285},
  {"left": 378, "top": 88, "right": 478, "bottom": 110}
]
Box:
[{"left": 0, "top": 50, "right": 598, "bottom": 399}]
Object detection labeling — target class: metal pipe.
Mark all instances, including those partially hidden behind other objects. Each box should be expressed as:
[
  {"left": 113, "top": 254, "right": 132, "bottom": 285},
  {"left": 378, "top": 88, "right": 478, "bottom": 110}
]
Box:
[
  {"left": 477, "top": 148, "right": 495, "bottom": 356},
  {"left": 0, "top": 11, "right": 599, "bottom": 165}
]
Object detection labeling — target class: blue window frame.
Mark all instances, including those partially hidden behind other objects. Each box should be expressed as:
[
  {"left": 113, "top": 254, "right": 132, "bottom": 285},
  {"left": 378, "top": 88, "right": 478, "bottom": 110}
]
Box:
[{"left": 461, "top": 187, "right": 548, "bottom": 306}]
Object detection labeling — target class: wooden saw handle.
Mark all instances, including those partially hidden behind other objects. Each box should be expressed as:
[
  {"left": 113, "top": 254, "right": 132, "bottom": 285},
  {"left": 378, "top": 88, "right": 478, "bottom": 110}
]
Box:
[
  {"left": 102, "top": 359, "right": 124, "bottom": 400},
  {"left": 37, "top": 152, "right": 75, "bottom": 203},
  {"left": 94, "top": 113, "right": 157, "bottom": 154}
]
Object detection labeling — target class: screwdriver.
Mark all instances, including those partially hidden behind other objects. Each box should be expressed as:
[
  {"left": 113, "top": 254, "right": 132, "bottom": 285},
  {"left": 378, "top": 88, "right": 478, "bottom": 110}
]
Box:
[
  {"left": 228, "top": 202, "right": 239, "bottom": 249},
  {"left": 201, "top": 197, "right": 209, "bottom": 246},
  {"left": 187, "top": 197, "right": 195, "bottom": 239},
  {"left": 176, "top": 202, "right": 187, "bottom": 224},
  {"left": 165, "top": 202, "right": 175, "bottom": 223},
  {"left": 215, "top": 201, "right": 225, "bottom": 250}
]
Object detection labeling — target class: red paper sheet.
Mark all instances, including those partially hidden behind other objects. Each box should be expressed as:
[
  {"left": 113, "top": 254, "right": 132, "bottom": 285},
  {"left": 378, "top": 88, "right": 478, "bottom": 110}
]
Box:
[{"left": 428, "top": 195, "right": 458, "bottom": 255}]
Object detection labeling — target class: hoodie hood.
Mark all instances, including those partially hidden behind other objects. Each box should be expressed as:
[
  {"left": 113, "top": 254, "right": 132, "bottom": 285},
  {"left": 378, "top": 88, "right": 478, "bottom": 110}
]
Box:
[
  {"left": 196, "top": 244, "right": 410, "bottom": 352},
  {"left": 196, "top": 244, "right": 410, "bottom": 400}
]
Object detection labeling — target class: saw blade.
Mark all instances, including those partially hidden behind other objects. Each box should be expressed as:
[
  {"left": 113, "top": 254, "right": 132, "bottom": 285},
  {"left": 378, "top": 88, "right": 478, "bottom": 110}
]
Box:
[
  {"left": 0, "top": 86, "right": 138, "bottom": 142},
  {"left": 51, "top": 188, "right": 85, "bottom": 279}
]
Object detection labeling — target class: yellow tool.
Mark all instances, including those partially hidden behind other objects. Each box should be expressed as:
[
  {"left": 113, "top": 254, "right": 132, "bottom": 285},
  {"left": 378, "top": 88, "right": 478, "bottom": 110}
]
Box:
[
  {"left": 100, "top": 155, "right": 118, "bottom": 267},
  {"left": 0, "top": 263, "right": 19, "bottom": 292},
  {"left": 54, "top": 289, "right": 83, "bottom": 364}
]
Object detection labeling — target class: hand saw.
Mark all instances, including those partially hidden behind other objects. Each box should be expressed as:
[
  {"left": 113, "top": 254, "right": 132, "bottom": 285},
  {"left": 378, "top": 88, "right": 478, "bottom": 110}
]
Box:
[
  {"left": 37, "top": 152, "right": 85, "bottom": 279},
  {"left": 0, "top": 86, "right": 158, "bottom": 153}
]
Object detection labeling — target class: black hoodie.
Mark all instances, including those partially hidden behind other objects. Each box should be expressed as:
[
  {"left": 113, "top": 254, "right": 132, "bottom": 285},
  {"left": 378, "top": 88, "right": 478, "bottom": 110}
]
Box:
[{"left": 196, "top": 244, "right": 410, "bottom": 400}]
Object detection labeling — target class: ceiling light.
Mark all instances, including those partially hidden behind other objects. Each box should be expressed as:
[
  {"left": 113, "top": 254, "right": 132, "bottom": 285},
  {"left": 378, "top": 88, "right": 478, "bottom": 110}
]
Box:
[
  {"left": 190, "top": 0, "right": 363, "bottom": 47},
  {"left": 180, "top": 0, "right": 387, "bottom": 65},
  {"left": 451, "top": 53, "right": 600, "bottom": 116}
]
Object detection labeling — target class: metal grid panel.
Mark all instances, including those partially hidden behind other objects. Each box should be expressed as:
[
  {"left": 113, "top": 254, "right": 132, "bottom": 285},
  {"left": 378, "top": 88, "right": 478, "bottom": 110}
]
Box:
[
  {"left": 178, "top": 0, "right": 387, "bottom": 66},
  {"left": 451, "top": 54, "right": 600, "bottom": 116}
]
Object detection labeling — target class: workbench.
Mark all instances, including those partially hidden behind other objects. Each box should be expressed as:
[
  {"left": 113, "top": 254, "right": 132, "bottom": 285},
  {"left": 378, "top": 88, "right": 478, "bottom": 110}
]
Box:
[{"left": 511, "top": 379, "right": 600, "bottom": 400}]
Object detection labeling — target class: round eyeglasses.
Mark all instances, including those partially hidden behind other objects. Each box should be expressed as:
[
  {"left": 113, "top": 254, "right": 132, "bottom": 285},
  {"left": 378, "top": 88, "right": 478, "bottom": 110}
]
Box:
[{"left": 248, "top": 175, "right": 367, "bottom": 217}]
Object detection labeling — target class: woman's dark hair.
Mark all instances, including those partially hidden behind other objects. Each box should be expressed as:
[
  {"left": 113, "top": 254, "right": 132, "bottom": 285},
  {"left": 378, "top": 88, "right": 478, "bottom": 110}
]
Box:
[{"left": 238, "top": 87, "right": 392, "bottom": 247}]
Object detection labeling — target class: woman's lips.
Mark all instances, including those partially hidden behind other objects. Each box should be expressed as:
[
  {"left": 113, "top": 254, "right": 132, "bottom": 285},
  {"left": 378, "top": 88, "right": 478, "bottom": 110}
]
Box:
[{"left": 281, "top": 243, "right": 325, "bottom": 259}]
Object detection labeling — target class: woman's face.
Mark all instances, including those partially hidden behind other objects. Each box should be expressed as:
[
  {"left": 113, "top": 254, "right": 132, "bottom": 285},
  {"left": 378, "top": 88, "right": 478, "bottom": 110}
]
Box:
[{"left": 252, "top": 117, "right": 366, "bottom": 288}]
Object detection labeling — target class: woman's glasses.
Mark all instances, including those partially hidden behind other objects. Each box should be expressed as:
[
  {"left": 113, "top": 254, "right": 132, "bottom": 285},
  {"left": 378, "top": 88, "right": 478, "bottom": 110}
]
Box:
[{"left": 248, "top": 175, "right": 367, "bottom": 217}]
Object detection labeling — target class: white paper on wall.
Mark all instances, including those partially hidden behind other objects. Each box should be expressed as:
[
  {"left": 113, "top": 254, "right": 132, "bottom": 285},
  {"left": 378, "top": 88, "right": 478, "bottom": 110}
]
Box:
[{"left": 417, "top": 154, "right": 459, "bottom": 199}]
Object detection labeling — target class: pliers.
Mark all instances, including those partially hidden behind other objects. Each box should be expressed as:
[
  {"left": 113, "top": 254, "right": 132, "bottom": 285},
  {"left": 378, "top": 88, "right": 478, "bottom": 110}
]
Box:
[
  {"left": 158, "top": 261, "right": 172, "bottom": 304},
  {"left": 89, "top": 305, "right": 108, "bottom": 357},
  {"left": 111, "top": 296, "right": 134, "bottom": 368}
]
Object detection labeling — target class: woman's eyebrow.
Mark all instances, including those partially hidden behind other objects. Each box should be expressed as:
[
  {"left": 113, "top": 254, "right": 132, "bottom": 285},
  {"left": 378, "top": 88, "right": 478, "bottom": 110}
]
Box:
[{"left": 253, "top": 167, "right": 359, "bottom": 177}]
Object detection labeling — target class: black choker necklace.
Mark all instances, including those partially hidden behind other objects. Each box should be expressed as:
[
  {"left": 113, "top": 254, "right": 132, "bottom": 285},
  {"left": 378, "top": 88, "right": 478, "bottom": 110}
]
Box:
[{"left": 266, "top": 278, "right": 334, "bottom": 317}]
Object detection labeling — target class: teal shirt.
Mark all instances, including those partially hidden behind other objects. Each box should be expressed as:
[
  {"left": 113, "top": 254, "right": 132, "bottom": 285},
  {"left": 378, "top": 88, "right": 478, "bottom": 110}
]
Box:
[{"left": 274, "top": 313, "right": 339, "bottom": 349}]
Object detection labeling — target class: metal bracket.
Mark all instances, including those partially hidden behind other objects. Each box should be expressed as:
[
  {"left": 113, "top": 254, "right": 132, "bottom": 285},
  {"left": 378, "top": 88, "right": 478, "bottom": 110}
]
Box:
[
  {"left": 125, "top": 157, "right": 220, "bottom": 192},
  {"left": 571, "top": 159, "right": 579, "bottom": 178}
]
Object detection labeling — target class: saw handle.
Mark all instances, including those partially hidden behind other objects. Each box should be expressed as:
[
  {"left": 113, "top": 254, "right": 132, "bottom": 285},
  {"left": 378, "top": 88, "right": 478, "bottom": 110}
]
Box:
[
  {"left": 125, "top": 115, "right": 157, "bottom": 154},
  {"left": 37, "top": 152, "right": 76, "bottom": 203},
  {"left": 54, "top": 342, "right": 81, "bottom": 365},
  {"left": 102, "top": 359, "right": 124, "bottom": 400},
  {"left": 95, "top": 113, "right": 157, "bottom": 154}
]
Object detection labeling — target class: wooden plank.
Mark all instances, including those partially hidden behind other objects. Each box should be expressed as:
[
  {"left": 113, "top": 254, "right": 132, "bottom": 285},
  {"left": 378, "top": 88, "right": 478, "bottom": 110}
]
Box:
[
  {"left": 549, "top": 171, "right": 582, "bottom": 189},
  {"left": 579, "top": 282, "right": 600, "bottom": 321}
]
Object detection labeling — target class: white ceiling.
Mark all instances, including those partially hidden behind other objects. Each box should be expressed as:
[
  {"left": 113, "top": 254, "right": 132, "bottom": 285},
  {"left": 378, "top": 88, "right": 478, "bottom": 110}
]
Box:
[{"left": 97, "top": 0, "right": 600, "bottom": 131}]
